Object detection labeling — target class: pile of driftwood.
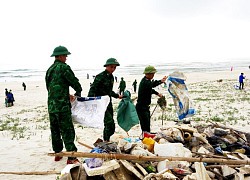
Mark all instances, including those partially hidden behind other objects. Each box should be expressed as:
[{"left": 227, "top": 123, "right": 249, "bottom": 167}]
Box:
[{"left": 46, "top": 121, "right": 250, "bottom": 180}]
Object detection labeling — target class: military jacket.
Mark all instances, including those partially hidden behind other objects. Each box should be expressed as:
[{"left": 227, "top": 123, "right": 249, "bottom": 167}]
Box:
[
  {"left": 132, "top": 80, "right": 137, "bottom": 87},
  {"left": 137, "top": 76, "right": 162, "bottom": 107},
  {"left": 88, "top": 70, "right": 119, "bottom": 99},
  {"left": 45, "top": 60, "right": 82, "bottom": 113}
]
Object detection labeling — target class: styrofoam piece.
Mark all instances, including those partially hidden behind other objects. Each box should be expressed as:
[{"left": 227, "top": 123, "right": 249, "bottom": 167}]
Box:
[
  {"left": 154, "top": 142, "right": 192, "bottom": 157},
  {"left": 83, "top": 159, "right": 120, "bottom": 176}
]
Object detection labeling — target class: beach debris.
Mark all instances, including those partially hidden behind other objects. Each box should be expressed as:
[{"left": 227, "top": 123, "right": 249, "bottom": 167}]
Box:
[
  {"left": 157, "top": 160, "right": 190, "bottom": 172},
  {"left": 154, "top": 142, "right": 192, "bottom": 158},
  {"left": 142, "top": 137, "right": 155, "bottom": 152},
  {"left": 60, "top": 164, "right": 87, "bottom": 180},
  {"left": 83, "top": 159, "right": 120, "bottom": 176},
  {"left": 167, "top": 71, "right": 195, "bottom": 120},
  {"left": 161, "top": 127, "right": 185, "bottom": 142},
  {"left": 135, "top": 162, "right": 148, "bottom": 176},
  {"left": 193, "top": 162, "right": 212, "bottom": 180},
  {"left": 221, "top": 165, "right": 237, "bottom": 177},
  {"left": 157, "top": 95, "right": 167, "bottom": 110},
  {"left": 157, "top": 95, "right": 168, "bottom": 126},
  {"left": 78, "top": 141, "right": 94, "bottom": 149},
  {"left": 144, "top": 169, "right": 178, "bottom": 180},
  {"left": 0, "top": 171, "right": 60, "bottom": 175},
  {"left": 50, "top": 121, "right": 250, "bottom": 179},
  {"left": 120, "top": 160, "right": 144, "bottom": 179}
]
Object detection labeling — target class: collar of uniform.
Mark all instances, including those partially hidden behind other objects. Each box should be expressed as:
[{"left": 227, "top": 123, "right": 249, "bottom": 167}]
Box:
[
  {"left": 144, "top": 76, "right": 151, "bottom": 81},
  {"left": 54, "top": 59, "right": 65, "bottom": 64},
  {"left": 104, "top": 70, "right": 112, "bottom": 77}
]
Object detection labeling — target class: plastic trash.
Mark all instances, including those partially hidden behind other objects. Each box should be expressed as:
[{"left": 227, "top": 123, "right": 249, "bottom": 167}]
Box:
[
  {"left": 154, "top": 142, "right": 192, "bottom": 157},
  {"left": 142, "top": 137, "right": 155, "bottom": 152},
  {"left": 85, "top": 147, "right": 105, "bottom": 168},
  {"left": 214, "top": 146, "right": 223, "bottom": 155},
  {"left": 157, "top": 160, "right": 190, "bottom": 172},
  {"left": 167, "top": 71, "right": 195, "bottom": 120},
  {"left": 85, "top": 158, "right": 103, "bottom": 168}
]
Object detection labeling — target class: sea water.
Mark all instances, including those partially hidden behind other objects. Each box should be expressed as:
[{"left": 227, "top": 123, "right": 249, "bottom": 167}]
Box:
[{"left": 0, "top": 60, "right": 249, "bottom": 82}]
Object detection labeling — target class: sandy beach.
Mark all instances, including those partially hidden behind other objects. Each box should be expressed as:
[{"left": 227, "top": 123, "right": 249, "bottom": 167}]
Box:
[{"left": 0, "top": 68, "right": 249, "bottom": 179}]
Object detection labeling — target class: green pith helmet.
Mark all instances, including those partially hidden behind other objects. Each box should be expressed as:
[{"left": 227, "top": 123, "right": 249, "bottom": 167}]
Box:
[
  {"left": 104, "top": 58, "right": 120, "bottom": 67},
  {"left": 50, "top": 46, "right": 71, "bottom": 57},
  {"left": 143, "top": 65, "right": 157, "bottom": 74}
]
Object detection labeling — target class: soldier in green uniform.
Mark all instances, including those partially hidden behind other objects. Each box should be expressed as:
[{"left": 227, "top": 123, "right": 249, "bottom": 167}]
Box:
[
  {"left": 118, "top": 77, "right": 126, "bottom": 95},
  {"left": 136, "top": 65, "right": 167, "bottom": 133},
  {"left": 88, "top": 58, "right": 122, "bottom": 141},
  {"left": 45, "top": 46, "right": 82, "bottom": 164},
  {"left": 132, "top": 79, "right": 137, "bottom": 93}
]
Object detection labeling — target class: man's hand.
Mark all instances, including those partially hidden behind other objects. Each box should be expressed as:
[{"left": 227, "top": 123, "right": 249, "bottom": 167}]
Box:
[
  {"left": 69, "top": 95, "right": 76, "bottom": 102},
  {"left": 158, "top": 93, "right": 163, "bottom": 98},
  {"left": 118, "top": 95, "right": 123, "bottom": 99},
  {"left": 161, "top": 76, "right": 168, "bottom": 83}
]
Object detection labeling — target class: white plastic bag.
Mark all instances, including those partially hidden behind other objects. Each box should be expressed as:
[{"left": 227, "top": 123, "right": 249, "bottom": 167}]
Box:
[
  {"left": 234, "top": 84, "right": 240, "bottom": 90},
  {"left": 71, "top": 96, "right": 110, "bottom": 128}
]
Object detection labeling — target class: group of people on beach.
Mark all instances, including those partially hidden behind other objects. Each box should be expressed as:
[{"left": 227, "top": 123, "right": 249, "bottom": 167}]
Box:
[
  {"left": 117, "top": 78, "right": 137, "bottom": 94},
  {"left": 46, "top": 45, "right": 167, "bottom": 164},
  {"left": 4, "top": 88, "right": 15, "bottom": 107},
  {"left": 88, "top": 74, "right": 137, "bottom": 95},
  {"left": 3, "top": 82, "right": 26, "bottom": 108},
  {"left": 46, "top": 45, "right": 248, "bottom": 165}
]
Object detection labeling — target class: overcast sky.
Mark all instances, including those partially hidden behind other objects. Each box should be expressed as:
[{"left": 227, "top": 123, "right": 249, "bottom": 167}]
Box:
[{"left": 0, "top": 0, "right": 250, "bottom": 70}]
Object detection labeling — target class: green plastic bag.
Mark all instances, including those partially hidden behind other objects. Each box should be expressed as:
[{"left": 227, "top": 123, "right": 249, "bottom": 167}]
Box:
[{"left": 117, "top": 90, "right": 139, "bottom": 132}]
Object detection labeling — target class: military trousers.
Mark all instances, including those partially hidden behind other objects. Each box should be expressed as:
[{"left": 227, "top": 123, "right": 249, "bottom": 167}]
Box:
[
  {"left": 119, "top": 89, "right": 125, "bottom": 95},
  {"left": 103, "top": 103, "right": 115, "bottom": 141},
  {"left": 49, "top": 111, "right": 77, "bottom": 153},
  {"left": 133, "top": 86, "right": 136, "bottom": 93},
  {"left": 136, "top": 105, "right": 151, "bottom": 132}
]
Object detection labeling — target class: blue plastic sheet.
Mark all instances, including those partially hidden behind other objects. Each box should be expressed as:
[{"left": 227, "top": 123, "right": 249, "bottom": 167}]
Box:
[{"left": 167, "top": 71, "right": 195, "bottom": 120}]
